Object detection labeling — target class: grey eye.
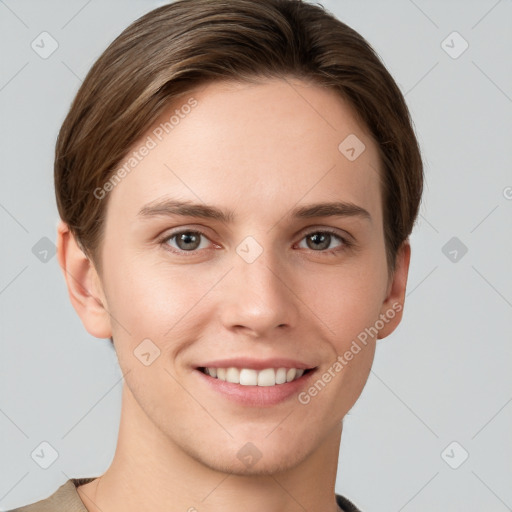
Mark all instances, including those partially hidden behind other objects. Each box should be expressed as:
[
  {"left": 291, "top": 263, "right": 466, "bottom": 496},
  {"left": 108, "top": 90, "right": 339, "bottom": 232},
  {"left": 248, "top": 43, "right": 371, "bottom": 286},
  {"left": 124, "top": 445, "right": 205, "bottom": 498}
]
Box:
[
  {"left": 166, "top": 231, "right": 209, "bottom": 252},
  {"left": 299, "top": 232, "right": 343, "bottom": 251}
]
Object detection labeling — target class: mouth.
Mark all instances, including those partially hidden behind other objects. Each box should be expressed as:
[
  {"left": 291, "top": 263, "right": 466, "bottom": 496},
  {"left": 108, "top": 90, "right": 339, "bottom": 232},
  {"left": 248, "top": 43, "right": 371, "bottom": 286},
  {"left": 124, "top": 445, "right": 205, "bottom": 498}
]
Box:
[
  {"left": 194, "top": 365, "right": 318, "bottom": 407},
  {"left": 196, "top": 366, "right": 315, "bottom": 386}
]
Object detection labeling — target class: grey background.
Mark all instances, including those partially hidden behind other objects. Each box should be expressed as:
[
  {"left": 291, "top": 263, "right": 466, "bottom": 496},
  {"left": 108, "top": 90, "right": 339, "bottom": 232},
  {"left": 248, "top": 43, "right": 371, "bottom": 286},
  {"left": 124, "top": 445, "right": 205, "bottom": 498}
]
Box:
[{"left": 1, "top": 0, "right": 511, "bottom": 510}]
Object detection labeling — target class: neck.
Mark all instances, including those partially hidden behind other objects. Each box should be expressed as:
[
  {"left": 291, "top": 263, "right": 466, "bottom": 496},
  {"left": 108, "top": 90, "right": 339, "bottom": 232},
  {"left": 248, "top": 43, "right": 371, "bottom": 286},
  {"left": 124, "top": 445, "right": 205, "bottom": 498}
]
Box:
[{"left": 78, "top": 382, "right": 344, "bottom": 512}]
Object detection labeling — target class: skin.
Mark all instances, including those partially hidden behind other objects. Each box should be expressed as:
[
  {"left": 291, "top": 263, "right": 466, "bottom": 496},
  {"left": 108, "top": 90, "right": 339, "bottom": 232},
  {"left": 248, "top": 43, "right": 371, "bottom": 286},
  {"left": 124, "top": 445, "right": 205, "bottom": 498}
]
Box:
[{"left": 58, "top": 77, "right": 410, "bottom": 512}]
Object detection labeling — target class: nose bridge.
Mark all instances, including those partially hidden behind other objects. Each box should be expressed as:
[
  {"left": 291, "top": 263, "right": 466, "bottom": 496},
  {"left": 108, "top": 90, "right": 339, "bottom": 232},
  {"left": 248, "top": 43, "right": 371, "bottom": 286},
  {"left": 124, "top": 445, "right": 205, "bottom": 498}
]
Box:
[{"left": 219, "top": 237, "right": 299, "bottom": 335}]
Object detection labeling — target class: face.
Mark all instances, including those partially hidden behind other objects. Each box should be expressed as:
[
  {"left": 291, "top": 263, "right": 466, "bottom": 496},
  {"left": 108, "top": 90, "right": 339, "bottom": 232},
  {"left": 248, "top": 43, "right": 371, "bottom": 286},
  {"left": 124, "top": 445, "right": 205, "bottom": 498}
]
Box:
[{"left": 74, "top": 77, "right": 408, "bottom": 475}]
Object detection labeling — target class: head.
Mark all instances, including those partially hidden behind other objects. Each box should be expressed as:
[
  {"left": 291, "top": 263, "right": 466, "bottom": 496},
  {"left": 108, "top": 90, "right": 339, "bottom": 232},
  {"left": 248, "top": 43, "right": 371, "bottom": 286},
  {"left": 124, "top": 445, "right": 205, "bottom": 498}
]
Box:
[{"left": 56, "top": 0, "right": 422, "bottom": 474}]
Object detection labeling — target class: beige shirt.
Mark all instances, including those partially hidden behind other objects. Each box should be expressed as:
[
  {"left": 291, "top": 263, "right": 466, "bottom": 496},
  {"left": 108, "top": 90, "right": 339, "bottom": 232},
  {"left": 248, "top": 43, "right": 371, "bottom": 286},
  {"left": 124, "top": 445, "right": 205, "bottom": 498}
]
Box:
[
  {"left": 8, "top": 478, "right": 96, "bottom": 512},
  {"left": 8, "top": 478, "right": 362, "bottom": 511}
]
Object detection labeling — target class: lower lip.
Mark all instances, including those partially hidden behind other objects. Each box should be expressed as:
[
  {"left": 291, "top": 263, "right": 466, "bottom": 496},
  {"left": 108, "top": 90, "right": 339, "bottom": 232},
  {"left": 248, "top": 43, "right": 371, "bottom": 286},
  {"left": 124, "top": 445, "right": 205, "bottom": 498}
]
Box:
[{"left": 194, "top": 368, "right": 317, "bottom": 407}]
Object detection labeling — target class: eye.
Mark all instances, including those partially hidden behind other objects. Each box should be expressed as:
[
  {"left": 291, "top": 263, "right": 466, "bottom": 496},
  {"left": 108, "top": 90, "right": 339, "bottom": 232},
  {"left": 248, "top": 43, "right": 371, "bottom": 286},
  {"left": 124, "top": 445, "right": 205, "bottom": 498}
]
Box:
[
  {"left": 297, "top": 230, "right": 351, "bottom": 254},
  {"left": 162, "top": 230, "right": 212, "bottom": 253},
  {"left": 159, "top": 228, "right": 352, "bottom": 257}
]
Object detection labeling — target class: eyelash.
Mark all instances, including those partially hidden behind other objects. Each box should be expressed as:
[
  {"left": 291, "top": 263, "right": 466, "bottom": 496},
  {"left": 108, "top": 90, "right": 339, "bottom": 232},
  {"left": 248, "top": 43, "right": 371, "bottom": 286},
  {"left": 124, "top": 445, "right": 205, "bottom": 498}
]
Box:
[{"left": 159, "top": 228, "right": 353, "bottom": 257}]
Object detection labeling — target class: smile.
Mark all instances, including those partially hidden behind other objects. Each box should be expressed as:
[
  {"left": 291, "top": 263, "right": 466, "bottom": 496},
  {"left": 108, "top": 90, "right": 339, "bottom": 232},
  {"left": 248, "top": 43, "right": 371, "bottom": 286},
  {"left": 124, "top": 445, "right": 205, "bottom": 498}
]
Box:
[
  {"left": 195, "top": 365, "right": 318, "bottom": 407},
  {"left": 198, "top": 367, "right": 311, "bottom": 386}
]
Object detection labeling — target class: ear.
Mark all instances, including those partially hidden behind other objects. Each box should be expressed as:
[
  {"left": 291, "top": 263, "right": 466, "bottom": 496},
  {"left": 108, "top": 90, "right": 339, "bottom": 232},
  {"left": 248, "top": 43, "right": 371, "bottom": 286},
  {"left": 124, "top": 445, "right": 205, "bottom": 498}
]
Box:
[
  {"left": 377, "top": 240, "right": 411, "bottom": 340},
  {"left": 56, "top": 220, "right": 112, "bottom": 339}
]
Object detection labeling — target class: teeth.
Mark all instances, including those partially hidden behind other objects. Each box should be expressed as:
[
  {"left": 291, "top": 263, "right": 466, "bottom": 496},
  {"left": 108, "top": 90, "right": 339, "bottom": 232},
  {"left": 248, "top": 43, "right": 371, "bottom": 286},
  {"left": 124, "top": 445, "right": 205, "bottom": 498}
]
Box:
[
  {"left": 275, "top": 368, "right": 287, "bottom": 384},
  {"left": 240, "top": 368, "right": 258, "bottom": 385},
  {"left": 257, "top": 368, "right": 275, "bottom": 386},
  {"left": 202, "top": 366, "right": 308, "bottom": 386}
]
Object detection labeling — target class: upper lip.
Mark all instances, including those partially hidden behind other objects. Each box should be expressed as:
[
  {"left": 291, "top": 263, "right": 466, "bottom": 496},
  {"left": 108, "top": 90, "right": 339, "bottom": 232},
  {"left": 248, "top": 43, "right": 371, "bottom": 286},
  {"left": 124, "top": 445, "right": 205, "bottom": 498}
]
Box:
[{"left": 196, "top": 357, "right": 317, "bottom": 371}]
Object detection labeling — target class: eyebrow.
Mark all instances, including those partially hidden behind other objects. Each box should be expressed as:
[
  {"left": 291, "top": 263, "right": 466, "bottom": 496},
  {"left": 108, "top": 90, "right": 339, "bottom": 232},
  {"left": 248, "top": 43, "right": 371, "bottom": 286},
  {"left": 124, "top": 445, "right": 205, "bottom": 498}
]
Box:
[{"left": 137, "top": 198, "right": 371, "bottom": 223}]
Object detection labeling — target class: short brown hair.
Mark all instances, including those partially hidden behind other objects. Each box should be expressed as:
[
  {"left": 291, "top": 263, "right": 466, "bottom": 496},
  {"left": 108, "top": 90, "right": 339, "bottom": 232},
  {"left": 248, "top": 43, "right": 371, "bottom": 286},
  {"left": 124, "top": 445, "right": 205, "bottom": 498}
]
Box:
[{"left": 55, "top": 0, "right": 423, "bottom": 275}]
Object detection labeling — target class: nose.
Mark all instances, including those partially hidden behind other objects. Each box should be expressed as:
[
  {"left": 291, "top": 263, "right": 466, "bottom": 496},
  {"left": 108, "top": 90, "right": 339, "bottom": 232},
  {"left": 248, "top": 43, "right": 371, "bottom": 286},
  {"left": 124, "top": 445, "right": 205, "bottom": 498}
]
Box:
[{"left": 218, "top": 244, "right": 300, "bottom": 338}]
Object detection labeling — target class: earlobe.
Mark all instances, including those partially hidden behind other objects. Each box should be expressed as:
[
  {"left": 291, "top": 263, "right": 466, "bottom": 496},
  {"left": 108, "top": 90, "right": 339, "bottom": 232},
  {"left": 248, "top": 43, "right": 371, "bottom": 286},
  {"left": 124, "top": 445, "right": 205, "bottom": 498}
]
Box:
[
  {"left": 56, "top": 220, "right": 112, "bottom": 339},
  {"left": 377, "top": 240, "right": 411, "bottom": 340}
]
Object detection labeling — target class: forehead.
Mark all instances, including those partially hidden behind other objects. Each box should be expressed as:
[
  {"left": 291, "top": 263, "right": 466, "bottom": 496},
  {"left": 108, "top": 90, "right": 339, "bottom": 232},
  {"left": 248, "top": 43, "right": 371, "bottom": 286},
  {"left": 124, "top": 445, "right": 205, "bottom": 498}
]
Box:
[{"left": 104, "top": 78, "right": 383, "bottom": 225}]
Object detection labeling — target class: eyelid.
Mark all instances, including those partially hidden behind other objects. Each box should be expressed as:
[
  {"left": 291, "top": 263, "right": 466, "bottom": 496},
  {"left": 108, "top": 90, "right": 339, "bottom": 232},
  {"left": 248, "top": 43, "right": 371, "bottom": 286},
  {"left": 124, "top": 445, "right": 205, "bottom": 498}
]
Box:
[{"left": 298, "top": 224, "right": 353, "bottom": 240}]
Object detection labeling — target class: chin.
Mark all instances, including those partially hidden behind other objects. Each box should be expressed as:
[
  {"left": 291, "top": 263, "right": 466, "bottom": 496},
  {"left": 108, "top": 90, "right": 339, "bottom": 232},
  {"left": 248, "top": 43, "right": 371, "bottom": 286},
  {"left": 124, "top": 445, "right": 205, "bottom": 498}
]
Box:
[
  {"left": 205, "top": 449, "right": 306, "bottom": 477},
  {"left": 192, "top": 434, "right": 311, "bottom": 476}
]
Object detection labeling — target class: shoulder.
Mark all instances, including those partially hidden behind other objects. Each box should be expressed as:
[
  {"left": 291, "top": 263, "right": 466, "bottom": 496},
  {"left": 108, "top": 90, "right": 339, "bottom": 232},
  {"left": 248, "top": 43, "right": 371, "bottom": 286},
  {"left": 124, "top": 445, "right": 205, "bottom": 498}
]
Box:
[
  {"left": 336, "top": 492, "right": 363, "bottom": 512},
  {"left": 7, "top": 478, "right": 95, "bottom": 512}
]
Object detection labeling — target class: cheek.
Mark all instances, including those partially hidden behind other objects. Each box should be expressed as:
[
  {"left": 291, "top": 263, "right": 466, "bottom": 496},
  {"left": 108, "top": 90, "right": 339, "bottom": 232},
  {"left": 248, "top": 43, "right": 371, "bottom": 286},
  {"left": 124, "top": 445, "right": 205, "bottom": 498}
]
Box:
[
  {"left": 296, "top": 260, "right": 385, "bottom": 402},
  {"left": 304, "top": 261, "right": 387, "bottom": 339},
  {"left": 103, "top": 255, "right": 221, "bottom": 346},
  {"left": 302, "top": 270, "right": 382, "bottom": 407}
]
